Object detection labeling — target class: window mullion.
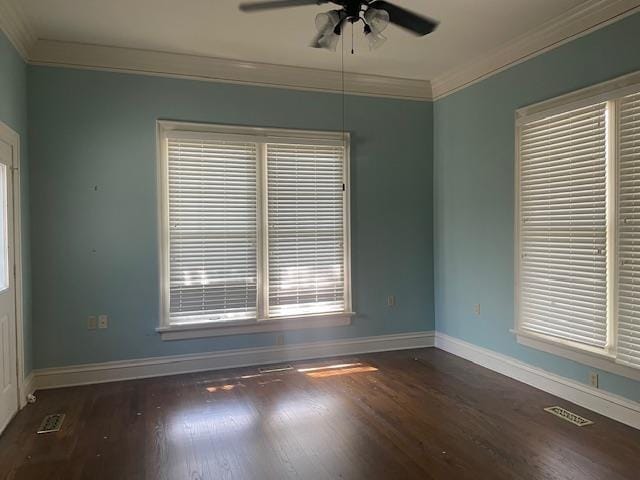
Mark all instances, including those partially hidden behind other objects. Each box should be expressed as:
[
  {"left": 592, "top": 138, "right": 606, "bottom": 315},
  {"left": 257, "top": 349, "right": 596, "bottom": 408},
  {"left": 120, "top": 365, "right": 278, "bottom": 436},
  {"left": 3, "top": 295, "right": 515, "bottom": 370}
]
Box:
[
  {"left": 342, "top": 139, "right": 352, "bottom": 313},
  {"left": 256, "top": 142, "right": 270, "bottom": 321},
  {"left": 605, "top": 99, "right": 619, "bottom": 356}
]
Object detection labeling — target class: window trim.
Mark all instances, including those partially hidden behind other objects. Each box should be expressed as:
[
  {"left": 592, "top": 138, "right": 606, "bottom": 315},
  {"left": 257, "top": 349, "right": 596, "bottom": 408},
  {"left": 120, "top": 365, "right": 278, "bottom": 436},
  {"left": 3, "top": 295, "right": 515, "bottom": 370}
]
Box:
[
  {"left": 157, "top": 312, "right": 354, "bottom": 341},
  {"left": 514, "top": 71, "right": 640, "bottom": 380},
  {"left": 156, "top": 120, "right": 353, "bottom": 339}
]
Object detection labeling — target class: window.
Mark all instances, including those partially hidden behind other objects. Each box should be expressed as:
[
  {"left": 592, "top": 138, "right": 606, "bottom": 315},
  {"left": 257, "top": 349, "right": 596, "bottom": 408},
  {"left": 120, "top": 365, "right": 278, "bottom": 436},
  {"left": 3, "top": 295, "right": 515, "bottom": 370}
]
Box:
[
  {"left": 157, "top": 122, "right": 351, "bottom": 338},
  {"left": 515, "top": 72, "right": 640, "bottom": 378},
  {"left": 617, "top": 91, "right": 640, "bottom": 368},
  {"left": 266, "top": 143, "right": 347, "bottom": 318}
]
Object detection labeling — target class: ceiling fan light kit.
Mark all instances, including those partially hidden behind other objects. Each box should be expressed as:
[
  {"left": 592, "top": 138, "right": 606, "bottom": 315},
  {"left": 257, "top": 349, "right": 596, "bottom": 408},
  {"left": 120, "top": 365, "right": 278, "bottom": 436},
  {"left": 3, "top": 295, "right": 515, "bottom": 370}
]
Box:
[
  {"left": 237, "top": 0, "right": 439, "bottom": 137},
  {"left": 364, "top": 6, "right": 389, "bottom": 34},
  {"left": 312, "top": 10, "right": 343, "bottom": 50},
  {"left": 362, "top": 7, "right": 387, "bottom": 50},
  {"left": 239, "top": 0, "right": 438, "bottom": 51},
  {"left": 366, "top": 29, "right": 387, "bottom": 50}
]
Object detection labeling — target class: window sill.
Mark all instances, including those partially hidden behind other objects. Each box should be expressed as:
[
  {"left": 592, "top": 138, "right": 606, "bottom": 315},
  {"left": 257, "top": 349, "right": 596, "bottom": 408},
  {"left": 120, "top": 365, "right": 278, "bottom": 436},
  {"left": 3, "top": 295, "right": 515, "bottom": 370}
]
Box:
[
  {"left": 157, "top": 312, "right": 355, "bottom": 341},
  {"left": 513, "top": 329, "right": 640, "bottom": 382}
]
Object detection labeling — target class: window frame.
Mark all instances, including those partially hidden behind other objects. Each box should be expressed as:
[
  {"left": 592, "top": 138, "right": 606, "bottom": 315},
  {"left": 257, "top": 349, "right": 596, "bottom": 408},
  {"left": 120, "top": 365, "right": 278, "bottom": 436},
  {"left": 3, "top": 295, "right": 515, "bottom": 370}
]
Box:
[
  {"left": 514, "top": 71, "right": 640, "bottom": 381},
  {"left": 156, "top": 120, "right": 353, "bottom": 340}
]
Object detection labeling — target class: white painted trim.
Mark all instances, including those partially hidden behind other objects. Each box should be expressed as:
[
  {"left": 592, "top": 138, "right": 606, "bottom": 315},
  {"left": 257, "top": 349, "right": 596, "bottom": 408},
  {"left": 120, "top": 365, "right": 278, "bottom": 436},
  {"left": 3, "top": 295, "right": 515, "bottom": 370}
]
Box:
[
  {"left": 431, "top": 0, "right": 640, "bottom": 100},
  {"left": 605, "top": 97, "right": 619, "bottom": 356},
  {"left": 156, "top": 120, "right": 352, "bottom": 331},
  {"left": 0, "top": 122, "right": 26, "bottom": 410},
  {"left": 22, "top": 372, "right": 34, "bottom": 398},
  {"left": 257, "top": 143, "right": 268, "bottom": 319},
  {"left": 159, "top": 120, "right": 347, "bottom": 145},
  {"left": 515, "top": 332, "right": 640, "bottom": 382},
  {"left": 30, "top": 331, "right": 435, "bottom": 390},
  {"left": 0, "top": 0, "right": 36, "bottom": 60},
  {"left": 342, "top": 133, "right": 352, "bottom": 316},
  {"left": 156, "top": 121, "right": 170, "bottom": 332},
  {"left": 435, "top": 333, "right": 640, "bottom": 430},
  {"left": 157, "top": 313, "right": 354, "bottom": 341},
  {"left": 515, "top": 70, "right": 640, "bottom": 124},
  {"left": 3, "top": 1, "right": 640, "bottom": 101},
  {"left": 29, "top": 39, "right": 433, "bottom": 101},
  {"left": 513, "top": 119, "right": 522, "bottom": 342}
]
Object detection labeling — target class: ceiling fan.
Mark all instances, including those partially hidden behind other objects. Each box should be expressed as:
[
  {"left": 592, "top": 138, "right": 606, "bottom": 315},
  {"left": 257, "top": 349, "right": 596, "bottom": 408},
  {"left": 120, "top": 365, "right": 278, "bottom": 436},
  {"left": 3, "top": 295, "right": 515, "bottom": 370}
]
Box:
[{"left": 238, "top": 0, "right": 439, "bottom": 51}]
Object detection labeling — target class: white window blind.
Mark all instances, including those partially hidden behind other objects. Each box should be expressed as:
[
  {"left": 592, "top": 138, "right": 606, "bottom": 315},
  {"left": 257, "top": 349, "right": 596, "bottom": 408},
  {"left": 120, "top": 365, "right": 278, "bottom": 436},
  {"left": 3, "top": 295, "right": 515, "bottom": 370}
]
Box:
[
  {"left": 267, "top": 143, "right": 346, "bottom": 317},
  {"left": 519, "top": 103, "right": 608, "bottom": 348},
  {"left": 167, "top": 137, "right": 258, "bottom": 324},
  {"left": 617, "top": 92, "right": 640, "bottom": 367}
]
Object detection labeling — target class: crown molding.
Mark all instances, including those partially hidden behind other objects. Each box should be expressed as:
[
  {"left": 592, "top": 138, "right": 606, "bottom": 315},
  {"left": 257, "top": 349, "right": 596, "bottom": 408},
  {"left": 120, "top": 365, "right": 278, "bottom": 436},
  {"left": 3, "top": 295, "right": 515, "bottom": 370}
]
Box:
[
  {"left": 431, "top": 0, "right": 640, "bottom": 100},
  {"left": 0, "top": 0, "right": 36, "bottom": 60},
  {"left": 4, "top": 0, "right": 639, "bottom": 102},
  {"left": 28, "top": 39, "right": 433, "bottom": 101}
]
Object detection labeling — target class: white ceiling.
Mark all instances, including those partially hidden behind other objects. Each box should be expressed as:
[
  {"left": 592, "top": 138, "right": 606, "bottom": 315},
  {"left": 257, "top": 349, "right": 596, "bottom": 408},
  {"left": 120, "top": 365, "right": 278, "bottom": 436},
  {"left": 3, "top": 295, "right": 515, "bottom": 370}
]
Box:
[{"left": 18, "top": 0, "right": 588, "bottom": 81}]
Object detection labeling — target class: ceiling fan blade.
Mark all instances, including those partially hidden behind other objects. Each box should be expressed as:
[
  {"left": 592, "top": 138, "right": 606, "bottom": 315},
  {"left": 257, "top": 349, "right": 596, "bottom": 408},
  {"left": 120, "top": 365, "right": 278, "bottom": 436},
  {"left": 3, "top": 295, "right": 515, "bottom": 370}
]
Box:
[
  {"left": 239, "top": 0, "right": 329, "bottom": 12},
  {"left": 368, "top": 1, "right": 438, "bottom": 36}
]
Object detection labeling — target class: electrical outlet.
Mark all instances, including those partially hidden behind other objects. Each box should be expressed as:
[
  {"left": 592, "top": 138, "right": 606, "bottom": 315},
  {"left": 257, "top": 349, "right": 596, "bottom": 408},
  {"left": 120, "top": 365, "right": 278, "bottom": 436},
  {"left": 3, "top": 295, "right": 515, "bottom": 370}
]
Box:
[
  {"left": 276, "top": 335, "right": 285, "bottom": 346},
  {"left": 474, "top": 304, "right": 481, "bottom": 315},
  {"left": 387, "top": 295, "right": 396, "bottom": 307},
  {"left": 87, "top": 315, "right": 97, "bottom": 330},
  {"left": 589, "top": 371, "right": 599, "bottom": 388},
  {"left": 98, "top": 314, "right": 108, "bottom": 329}
]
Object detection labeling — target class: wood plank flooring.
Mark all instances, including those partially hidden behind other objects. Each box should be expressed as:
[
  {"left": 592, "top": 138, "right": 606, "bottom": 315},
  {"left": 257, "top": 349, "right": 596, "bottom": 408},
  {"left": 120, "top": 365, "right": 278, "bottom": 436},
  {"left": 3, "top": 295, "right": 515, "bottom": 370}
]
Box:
[{"left": 0, "top": 348, "right": 639, "bottom": 479}]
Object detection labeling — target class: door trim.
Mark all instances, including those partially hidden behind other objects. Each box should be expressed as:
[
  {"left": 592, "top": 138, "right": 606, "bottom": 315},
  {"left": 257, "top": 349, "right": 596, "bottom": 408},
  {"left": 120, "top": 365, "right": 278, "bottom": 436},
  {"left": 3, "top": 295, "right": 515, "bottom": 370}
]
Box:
[{"left": 0, "top": 122, "right": 25, "bottom": 409}]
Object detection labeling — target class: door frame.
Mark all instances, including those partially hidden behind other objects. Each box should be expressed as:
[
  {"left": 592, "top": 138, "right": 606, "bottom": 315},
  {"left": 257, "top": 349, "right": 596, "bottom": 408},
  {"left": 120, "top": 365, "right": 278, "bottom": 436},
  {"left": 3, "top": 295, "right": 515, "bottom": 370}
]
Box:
[{"left": 0, "top": 121, "right": 25, "bottom": 409}]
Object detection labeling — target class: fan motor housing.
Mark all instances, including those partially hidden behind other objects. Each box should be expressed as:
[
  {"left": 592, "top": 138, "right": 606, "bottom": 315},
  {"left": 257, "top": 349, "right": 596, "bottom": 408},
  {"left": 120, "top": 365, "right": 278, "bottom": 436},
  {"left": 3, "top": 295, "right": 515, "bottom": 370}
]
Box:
[{"left": 344, "top": 0, "right": 365, "bottom": 21}]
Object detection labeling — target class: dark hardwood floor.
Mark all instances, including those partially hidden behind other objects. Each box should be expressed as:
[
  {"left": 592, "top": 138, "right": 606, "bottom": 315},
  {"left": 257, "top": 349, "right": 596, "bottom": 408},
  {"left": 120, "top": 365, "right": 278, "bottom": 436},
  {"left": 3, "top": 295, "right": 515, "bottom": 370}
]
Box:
[{"left": 0, "top": 348, "right": 639, "bottom": 480}]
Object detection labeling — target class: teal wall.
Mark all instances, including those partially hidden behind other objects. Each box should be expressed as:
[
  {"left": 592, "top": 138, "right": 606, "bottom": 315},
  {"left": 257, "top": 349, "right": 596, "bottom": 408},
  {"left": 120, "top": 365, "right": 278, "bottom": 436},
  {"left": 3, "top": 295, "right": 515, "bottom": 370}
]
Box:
[
  {"left": 0, "top": 32, "right": 31, "bottom": 376},
  {"left": 434, "top": 12, "right": 640, "bottom": 402},
  {"left": 28, "top": 66, "right": 435, "bottom": 368},
  {"left": 19, "top": 9, "right": 640, "bottom": 404}
]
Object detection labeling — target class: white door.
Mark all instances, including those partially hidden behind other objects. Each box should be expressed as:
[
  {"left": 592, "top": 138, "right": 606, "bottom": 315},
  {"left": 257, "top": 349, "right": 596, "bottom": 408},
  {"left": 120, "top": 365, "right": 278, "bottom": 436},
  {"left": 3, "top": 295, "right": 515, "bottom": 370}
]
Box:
[{"left": 0, "top": 137, "right": 17, "bottom": 434}]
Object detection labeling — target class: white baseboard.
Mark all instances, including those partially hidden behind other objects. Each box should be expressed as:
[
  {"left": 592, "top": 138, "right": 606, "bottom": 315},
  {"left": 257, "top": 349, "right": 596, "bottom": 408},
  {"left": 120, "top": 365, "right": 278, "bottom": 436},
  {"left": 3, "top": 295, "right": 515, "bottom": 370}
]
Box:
[
  {"left": 435, "top": 332, "right": 640, "bottom": 430},
  {"left": 20, "top": 372, "right": 35, "bottom": 408},
  {"left": 30, "top": 329, "right": 639, "bottom": 430},
  {"left": 32, "top": 331, "right": 435, "bottom": 390}
]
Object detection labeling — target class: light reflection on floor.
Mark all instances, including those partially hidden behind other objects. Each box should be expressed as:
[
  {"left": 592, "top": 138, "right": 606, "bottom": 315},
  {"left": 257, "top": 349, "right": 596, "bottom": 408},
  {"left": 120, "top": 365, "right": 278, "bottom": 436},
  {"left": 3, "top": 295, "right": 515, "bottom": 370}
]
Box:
[
  {"left": 303, "top": 365, "right": 379, "bottom": 378},
  {"left": 297, "top": 362, "right": 363, "bottom": 373},
  {"left": 167, "top": 400, "right": 257, "bottom": 441},
  {"left": 298, "top": 362, "right": 379, "bottom": 378},
  {"left": 205, "top": 378, "right": 284, "bottom": 393},
  {"left": 206, "top": 383, "right": 240, "bottom": 393},
  {"left": 201, "top": 360, "right": 379, "bottom": 395},
  {"left": 164, "top": 359, "right": 379, "bottom": 469}
]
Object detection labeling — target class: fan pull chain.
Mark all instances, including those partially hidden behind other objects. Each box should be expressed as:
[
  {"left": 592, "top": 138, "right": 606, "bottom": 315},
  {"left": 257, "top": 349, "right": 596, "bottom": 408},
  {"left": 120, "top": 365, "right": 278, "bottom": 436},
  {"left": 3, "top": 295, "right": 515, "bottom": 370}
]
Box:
[{"left": 351, "top": 22, "right": 355, "bottom": 54}]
